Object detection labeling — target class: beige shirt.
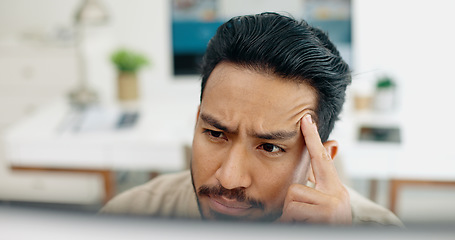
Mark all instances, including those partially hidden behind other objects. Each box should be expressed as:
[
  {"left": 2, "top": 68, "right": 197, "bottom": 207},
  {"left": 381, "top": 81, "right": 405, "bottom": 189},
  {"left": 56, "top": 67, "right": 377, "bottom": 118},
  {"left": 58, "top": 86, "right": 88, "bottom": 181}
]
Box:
[{"left": 100, "top": 170, "right": 403, "bottom": 226}]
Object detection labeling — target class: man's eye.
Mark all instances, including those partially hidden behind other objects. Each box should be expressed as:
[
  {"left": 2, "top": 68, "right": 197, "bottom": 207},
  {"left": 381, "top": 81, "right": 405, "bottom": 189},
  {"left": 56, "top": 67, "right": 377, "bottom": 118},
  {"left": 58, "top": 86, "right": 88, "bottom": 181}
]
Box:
[
  {"left": 204, "top": 129, "right": 226, "bottom": 140},
  {"left": 209, "top": 130, "right": 224, "bottom": 138},
  {"left": 259, "top": 143, "right": 283, "bottom": 153}
]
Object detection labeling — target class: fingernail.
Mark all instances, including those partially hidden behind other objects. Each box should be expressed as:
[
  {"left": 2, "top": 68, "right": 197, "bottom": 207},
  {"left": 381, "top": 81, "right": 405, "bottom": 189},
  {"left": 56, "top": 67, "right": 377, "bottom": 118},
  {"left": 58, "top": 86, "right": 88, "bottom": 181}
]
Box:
[{"left": 304, "top": 114, "right": 313, "bottom": 124}]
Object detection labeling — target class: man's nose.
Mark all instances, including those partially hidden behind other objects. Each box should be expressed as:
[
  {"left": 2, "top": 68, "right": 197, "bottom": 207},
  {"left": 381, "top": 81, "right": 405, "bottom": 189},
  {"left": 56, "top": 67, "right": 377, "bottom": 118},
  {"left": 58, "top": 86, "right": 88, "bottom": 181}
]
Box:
[{"left": 215, "top": 142, "right": 252, "bottom": 190}]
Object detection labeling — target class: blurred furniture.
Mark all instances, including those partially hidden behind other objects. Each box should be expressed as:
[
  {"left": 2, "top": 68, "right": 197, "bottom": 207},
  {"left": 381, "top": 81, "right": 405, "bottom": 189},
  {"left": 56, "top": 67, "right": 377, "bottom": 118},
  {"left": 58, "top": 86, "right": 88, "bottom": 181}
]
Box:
[
  {"left": 2, "top": 100, "right": 192, "bottom": 203},
  {"left": 339, "top": 110, "right": 455, "bottom": 215},
  {"left": 389, "top": 180, "right": 455, "bottom": 214},
  {"left": 0, "top": 43, "right": 105, "bottom": 205},
  {"left": 10, "top": 166, "right": 114, "bottom": 204}
]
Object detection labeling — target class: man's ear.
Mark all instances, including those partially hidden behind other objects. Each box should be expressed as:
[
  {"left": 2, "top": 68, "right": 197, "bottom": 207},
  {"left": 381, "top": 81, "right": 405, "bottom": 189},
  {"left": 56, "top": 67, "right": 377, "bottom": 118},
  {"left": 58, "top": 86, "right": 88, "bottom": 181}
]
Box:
[
  {"left": 323, "top": 140, "right": 339, "bottom": 160},
  {"left": 306, "top": 140, "right": 339, "bottom": 184}
]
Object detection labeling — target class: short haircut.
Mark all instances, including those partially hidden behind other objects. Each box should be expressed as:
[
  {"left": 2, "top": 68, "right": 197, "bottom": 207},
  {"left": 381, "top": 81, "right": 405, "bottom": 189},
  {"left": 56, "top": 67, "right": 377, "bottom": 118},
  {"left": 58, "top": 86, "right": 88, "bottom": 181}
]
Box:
[{"left": 200, "top": 12, "right": 351, "bottom": 142}]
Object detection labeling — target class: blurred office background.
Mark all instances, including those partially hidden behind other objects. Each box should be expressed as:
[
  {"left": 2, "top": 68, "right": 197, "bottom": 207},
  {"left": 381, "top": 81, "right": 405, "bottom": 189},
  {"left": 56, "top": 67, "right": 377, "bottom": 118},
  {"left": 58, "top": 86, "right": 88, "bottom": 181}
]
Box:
[{"left": 0, "top": 0, "right": 454, "bottom": 225}]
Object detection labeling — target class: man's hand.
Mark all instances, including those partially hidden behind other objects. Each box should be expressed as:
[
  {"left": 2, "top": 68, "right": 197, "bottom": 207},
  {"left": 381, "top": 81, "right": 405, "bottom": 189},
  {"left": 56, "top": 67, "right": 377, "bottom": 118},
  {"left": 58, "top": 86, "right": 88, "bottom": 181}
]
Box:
[{"left": 278, "top": 114, "right": 352, "bottom": 224}]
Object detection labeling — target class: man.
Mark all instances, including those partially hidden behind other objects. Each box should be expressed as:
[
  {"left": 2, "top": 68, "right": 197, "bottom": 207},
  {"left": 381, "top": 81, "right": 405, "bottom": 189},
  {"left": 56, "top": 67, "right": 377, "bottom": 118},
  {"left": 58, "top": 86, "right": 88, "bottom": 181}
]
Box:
[{"left": 101, "top": 12, "right": 402, "bottom": 226}]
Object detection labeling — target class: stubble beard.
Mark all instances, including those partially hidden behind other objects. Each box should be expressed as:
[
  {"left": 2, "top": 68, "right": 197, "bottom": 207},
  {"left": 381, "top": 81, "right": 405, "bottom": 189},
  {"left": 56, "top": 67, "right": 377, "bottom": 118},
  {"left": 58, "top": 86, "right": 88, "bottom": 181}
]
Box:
[{"left": 190, "top": 161, "right": 281, "bottom": 222}]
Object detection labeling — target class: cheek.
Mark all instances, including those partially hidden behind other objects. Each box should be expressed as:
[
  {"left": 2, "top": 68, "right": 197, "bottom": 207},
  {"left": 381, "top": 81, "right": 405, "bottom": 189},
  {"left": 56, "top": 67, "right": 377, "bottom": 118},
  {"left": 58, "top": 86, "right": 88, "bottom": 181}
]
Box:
[
  {"left": 253, "top": 166, "right": 296, "bottom": 215},
  {"left": 191, "top": 133, "right": 221, "bottom": 185},
  {"left": 258, "top": 149, "right": 309, "bottom": 207}
]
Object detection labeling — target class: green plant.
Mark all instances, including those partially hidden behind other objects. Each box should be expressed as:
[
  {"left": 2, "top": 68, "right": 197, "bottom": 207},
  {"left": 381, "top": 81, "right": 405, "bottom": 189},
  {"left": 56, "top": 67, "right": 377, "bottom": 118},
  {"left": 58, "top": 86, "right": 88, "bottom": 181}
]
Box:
[
  {"left": 376, "top": 76, "right": 395, "bottom": 89},
  {"left": 111, "top": 48, "right": 149, "bottom": 73}
]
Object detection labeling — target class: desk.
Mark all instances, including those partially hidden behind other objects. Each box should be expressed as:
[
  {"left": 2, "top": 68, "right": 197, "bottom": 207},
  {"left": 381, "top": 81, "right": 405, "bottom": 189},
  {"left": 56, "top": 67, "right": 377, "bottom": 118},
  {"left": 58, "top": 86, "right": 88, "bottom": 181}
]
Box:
[{"left": 2, "top": 100, "right": 196, "bottom": 203}]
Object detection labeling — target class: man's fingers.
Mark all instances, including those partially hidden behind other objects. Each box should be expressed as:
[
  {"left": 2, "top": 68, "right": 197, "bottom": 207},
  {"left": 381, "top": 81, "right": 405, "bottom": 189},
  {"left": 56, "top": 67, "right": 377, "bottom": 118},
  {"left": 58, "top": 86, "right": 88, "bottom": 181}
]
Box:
[
  {"left": 283, "top": 183, "right": 330, "bottom": 207},
  {"left": 279, "top": 183, "right": 325, "bottom": 223},
  {"left": 279, "top": 183, "right": 352, "bottom": 224},
  {"left": 301, "top": 114, "right": 338, "bottom": 188},
  {"left": 278, "top": 115, "right": 353, "bottom": 225},
  {"left": 278, "top": 202, "right": 321, "bottom": 223},
  {"left": 279, "top": 200, "right": 351, "bottom": 224}
]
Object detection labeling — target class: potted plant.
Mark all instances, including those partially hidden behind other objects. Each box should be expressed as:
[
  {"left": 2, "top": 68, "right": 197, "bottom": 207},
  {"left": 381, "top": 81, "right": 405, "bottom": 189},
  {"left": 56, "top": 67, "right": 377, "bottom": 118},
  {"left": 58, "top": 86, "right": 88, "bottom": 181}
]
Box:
[
  {"left": 374, "top": 76, "right": 396, "bottom": 111},
  {"left": 111, "top": 48, "right": 149, "bottom": 101}
]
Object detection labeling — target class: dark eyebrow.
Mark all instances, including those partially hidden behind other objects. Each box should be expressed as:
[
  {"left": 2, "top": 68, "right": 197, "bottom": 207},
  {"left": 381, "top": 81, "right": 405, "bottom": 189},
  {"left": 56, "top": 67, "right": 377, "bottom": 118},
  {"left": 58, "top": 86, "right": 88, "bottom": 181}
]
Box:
[
  {"left": 200, "top": 113, "right": 236, "bottom": 133},
  {"left": 253, "top": 130, "right": 298, "bottom": 140},
  {"left": 200, "top": 113, "right": 297, "bottom": 140}
]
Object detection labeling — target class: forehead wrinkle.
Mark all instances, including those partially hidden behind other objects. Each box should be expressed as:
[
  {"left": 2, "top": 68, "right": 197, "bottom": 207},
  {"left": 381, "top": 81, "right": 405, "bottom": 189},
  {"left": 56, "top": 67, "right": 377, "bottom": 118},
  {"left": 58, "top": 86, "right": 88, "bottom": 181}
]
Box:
[
  {"left": 199, "top": 112, "right": 238, "bottom": 134},
  {"left": 289, "top": 104, "right": 317, "bottom": 124}
]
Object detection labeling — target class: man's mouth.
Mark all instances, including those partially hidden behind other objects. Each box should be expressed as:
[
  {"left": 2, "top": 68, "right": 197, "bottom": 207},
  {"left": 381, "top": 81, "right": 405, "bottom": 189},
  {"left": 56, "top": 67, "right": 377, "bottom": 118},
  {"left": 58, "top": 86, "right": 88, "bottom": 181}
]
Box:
[{"left": 208, "top": 195, "right": 253, "bottom": 216}]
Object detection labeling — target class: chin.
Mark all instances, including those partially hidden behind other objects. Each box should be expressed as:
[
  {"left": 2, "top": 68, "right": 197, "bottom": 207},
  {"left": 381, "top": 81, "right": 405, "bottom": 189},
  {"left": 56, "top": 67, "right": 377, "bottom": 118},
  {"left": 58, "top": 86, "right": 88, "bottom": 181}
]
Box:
[
  {"left": 207, "top": 209, "right": 281, "bottom": 222},
  {"left": 198, "top": 196, "right": 280, "bottom": 222}
]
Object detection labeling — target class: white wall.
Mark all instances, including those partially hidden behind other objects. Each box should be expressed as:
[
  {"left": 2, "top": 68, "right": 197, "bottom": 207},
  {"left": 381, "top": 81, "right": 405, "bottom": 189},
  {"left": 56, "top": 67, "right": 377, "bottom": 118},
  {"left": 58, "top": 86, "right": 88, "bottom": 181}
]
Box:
[
  {"left": 352, "top": 0, "right": 455, "bottom": 175},
  {"left": 0, "top": 0, "right": 198, "bottom": 106},
  {"left": 0, "top": 0, "right": 80, "bottom": 35}
]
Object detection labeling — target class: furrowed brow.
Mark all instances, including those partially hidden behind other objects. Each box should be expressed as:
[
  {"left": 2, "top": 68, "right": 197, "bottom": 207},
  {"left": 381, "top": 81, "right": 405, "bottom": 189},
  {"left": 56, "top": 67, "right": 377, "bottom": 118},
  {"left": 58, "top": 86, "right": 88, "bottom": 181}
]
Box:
[
  {"left": 200, "top": 113, "right": 235, "bottom": 133},
  {"left": 253, "top": 130, "right": 298, "bottom": 140}
]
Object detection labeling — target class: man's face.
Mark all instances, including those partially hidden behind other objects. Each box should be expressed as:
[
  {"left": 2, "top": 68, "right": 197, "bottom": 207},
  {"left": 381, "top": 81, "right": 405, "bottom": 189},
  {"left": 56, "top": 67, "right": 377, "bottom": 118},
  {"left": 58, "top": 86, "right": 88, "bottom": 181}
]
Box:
[{"left": 191, "top": 62, "right": 317, "bottom": 221}]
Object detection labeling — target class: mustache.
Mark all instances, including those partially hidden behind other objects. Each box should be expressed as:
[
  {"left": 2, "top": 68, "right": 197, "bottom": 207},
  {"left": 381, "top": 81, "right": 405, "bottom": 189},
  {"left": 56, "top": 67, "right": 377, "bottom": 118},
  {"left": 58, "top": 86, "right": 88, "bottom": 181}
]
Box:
[{"left": 198, "top": 185, "right": 264, "bottom": 210}]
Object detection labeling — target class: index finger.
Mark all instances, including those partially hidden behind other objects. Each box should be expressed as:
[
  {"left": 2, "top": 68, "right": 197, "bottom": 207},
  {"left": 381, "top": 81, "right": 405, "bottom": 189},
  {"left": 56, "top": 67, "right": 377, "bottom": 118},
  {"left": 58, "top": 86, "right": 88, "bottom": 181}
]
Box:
[{"left": 301, "top": 114, "right": 338, "bottom": 188}]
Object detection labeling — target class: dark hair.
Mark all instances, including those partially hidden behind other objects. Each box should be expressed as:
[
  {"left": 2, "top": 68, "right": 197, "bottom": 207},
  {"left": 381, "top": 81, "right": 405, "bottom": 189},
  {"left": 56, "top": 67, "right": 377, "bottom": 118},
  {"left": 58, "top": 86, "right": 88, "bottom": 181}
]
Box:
[{"left": 200, "top": 12, "right": 351, "bottom": 142}]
